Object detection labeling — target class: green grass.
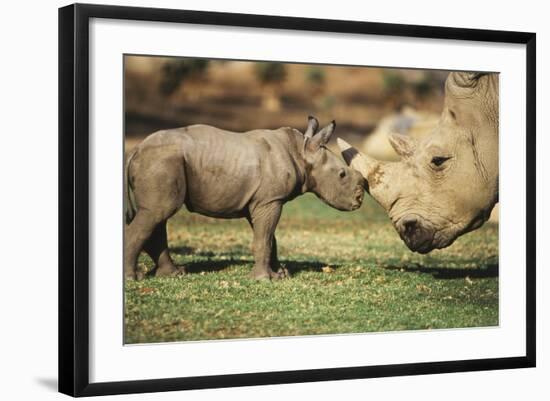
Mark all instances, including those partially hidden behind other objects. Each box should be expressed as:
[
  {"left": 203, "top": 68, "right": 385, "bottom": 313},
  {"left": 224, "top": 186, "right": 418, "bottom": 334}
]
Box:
[{"left": 125, "top": 194, "right": 498, "bottom": 344}]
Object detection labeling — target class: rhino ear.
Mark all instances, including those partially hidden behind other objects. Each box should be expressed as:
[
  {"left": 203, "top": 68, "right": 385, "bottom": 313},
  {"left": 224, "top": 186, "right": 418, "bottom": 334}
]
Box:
[
  {"left": 450, "top": 71, "right": 484, "bottom": 88},
  {"left": 304, "top": 115, "right": 319, "bottom": 139},
  {"left": 312, "top": 120, "right": 336, "bottom": 147},
  {"left": 389, "top": 133, "right": 415, "bottom": 158}
]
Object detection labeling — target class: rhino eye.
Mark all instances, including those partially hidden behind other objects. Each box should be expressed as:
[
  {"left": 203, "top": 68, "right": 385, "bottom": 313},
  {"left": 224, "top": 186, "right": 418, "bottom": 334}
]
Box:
[
  {"left": 431, "top": 156, "right": 451, "bottom": 167},
  {"left": 339, "top": 169, "right": 346, "bottom": 178}
]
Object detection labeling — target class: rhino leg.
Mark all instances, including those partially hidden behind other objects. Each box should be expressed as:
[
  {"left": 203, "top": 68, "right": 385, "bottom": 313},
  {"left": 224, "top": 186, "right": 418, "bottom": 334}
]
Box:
[
  {"left": 248, "top": 203, "right": 285, "bottom": 280},
  {"left": 270, "top": 237, "right": 289, "bottom": 278},
  {"left": 143, "top": 220, "right": 184, "bottom": 277},
  {"left": 246, "top": 221, "right": 288, "bottom": 278},
  {"left": 247, "top": 217, "right": 282, "bottom": 273},
  {"left": 124, "top": 156, "right": 187, "bottom": 280},
  {"left": 124, "top": 210, "right": 165, "bottom": 280}
]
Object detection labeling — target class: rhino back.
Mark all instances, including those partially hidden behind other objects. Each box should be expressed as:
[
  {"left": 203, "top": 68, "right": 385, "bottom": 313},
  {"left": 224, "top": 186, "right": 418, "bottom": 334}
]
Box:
[{"left": 170, "top": 125, "right": 265, "bottom": 217}]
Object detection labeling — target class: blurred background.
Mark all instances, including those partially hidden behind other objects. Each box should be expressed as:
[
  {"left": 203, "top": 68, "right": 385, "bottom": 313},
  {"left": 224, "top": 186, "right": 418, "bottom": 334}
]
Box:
[{"left": 124, "top": 55, "right": 449, "bottom": 155}]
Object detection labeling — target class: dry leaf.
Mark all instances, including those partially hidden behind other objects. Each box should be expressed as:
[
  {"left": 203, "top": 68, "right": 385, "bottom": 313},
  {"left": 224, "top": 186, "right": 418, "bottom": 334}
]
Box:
[{"left": 416, "top": 284, "right": 432, "bottom": 293}]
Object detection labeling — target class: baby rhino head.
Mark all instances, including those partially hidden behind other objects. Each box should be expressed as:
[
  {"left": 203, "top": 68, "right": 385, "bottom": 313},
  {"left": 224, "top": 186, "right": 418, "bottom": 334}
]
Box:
[{"left": 302, "top": 116, "right": 365, "bottom": 211}]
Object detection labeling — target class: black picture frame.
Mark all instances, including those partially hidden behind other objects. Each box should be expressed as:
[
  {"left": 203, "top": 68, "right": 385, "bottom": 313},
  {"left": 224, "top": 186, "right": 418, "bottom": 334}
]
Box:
[{"left": 59, "top": 3, "right": 536, "bottom": 397}]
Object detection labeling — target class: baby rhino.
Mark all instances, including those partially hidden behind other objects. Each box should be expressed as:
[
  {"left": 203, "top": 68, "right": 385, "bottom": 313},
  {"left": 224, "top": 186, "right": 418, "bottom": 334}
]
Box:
[{"left": 125, "top": 117, "right": 364, "bottom": 280}]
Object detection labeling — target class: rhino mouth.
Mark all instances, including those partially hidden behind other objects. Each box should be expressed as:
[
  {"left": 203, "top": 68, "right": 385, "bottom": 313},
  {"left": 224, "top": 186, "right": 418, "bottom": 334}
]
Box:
[
  {"left": 395, "top": 215, "right": 465, "bottom": 253},
  {"left": 395, "top": 214, "right": 437, "bottom": 254},
  {"left": 411, "top": 241, "right": 435, "bottom": 254},
  {"left": 351, "top": 187, "right": 364, "bottom": 210},
  {"left": 403, "top": 235, "right": 435, "bottom": 254},
  {"left": 313, "top": 185, "right": 364, "bottom": 211}
]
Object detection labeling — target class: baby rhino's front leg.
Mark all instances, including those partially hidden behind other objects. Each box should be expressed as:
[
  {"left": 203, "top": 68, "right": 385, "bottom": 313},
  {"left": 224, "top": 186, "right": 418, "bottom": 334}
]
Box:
[{"left": 248, "top": 202, "right": 287, "bottom": 280}]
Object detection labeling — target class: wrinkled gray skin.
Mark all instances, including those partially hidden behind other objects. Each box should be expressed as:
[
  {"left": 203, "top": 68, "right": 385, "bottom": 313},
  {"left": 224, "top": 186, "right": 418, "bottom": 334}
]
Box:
[
  {"left": 125, "top": 117, "right": 364, "bottom": 280},
  {"left": 339, "top": 72, "right": 499, "bottom": 253}
]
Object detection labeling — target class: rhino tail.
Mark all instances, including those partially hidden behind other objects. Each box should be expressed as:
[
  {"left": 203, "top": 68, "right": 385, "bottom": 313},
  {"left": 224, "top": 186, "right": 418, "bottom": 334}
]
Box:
[{"left": 125, "top": 149, "right": 138, "bottom": 224}]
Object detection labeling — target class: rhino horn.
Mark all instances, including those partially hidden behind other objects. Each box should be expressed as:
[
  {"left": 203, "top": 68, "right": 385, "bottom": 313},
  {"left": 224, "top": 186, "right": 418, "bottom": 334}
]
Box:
[{"left": 337, "top": 138, "right": 380, "bottom": 180}]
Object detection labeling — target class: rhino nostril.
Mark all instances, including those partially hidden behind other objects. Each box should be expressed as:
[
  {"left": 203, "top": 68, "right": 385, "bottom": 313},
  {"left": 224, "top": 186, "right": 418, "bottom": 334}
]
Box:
[
  {"left": 398, "top": 216, "right": 434, "bottom": 252},
  {"left": 401, "top": 217, "right": 418, "bottom": 236}
]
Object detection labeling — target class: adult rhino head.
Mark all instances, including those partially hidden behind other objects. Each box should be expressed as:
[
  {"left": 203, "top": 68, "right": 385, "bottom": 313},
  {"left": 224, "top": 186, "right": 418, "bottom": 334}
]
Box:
[{"left": 339, "top": 72, "right": 499, "bottom": 253}]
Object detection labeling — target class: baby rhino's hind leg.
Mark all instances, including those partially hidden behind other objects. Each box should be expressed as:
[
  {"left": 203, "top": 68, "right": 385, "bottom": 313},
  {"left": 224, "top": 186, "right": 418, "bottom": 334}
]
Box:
[
  {"left": 143, "top": 221, "right": 185, "bottom": 277},
  {"left": 125, "top": 154, "right": 187, "bottom": 279},
  {"left": 125, "top": 210, "right": 162, "bottom": 280}
]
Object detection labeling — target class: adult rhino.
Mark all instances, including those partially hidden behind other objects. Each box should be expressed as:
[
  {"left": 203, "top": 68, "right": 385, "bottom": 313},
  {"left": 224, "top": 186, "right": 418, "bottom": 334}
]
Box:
[
  {"left": 339, "top": 72, "right": 498, "bottom": 253},
  {"left": 125, "top": 117, "right": 364, "bottom": 280}
]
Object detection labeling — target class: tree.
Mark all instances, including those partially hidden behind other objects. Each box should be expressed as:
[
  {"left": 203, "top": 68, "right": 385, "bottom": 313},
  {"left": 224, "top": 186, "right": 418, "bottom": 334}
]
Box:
[
  {"left": 158, "top": 59, "right": 209, "bottom": 96},
  {"left": 254, "top": 62, "right": 287, "bottom": 111}
]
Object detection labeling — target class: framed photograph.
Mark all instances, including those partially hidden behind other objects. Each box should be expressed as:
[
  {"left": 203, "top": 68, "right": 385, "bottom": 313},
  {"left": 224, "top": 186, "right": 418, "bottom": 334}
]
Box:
[{"left": 59, "top": 3, "right": 536, "bottom": 397}]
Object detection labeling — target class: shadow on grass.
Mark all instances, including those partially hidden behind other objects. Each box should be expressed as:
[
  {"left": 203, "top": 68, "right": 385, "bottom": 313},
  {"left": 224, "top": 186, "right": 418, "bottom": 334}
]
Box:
[
  {"left": 170, "top": 245, "right": 195, "bottom": 255},
  {"left": 184, "top": 258, "right": 250, "bottom": 274},
  {"left": 183, "top": 258, "right": 336, "bottom": 276},
  {"left": 283, "top": 260, "right": 339, "bottom": 275},
  {"left": 171, "top": 246, "right": 251, "bottom": 259},
  {"left": 168, "top": 248, "right": 334, "bottom": 276},
  {"left": 383, "top": 263, "right": 499, "bottom": 279}
]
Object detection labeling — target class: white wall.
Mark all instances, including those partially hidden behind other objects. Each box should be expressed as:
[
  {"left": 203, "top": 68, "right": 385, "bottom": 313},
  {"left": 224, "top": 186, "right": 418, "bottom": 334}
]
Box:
[{"left": 0, "top": 0, "right": 546, "bottom": 399}]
